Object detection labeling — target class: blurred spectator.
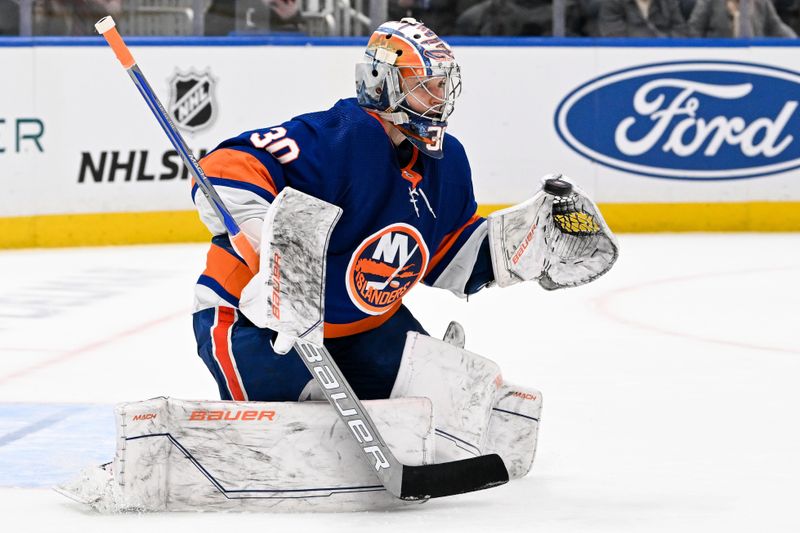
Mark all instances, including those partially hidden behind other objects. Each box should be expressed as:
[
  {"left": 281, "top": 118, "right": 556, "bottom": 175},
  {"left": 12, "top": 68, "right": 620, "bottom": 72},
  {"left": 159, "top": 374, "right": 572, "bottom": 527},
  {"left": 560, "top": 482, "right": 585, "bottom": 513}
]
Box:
[
  {"left": 679, "top": 0, "right": 696, "bottom": 18},
  {"left": 456, "top": 0, "right": 483, "bottom": 14},
  {"left": 206, "top": 0, "right": 301, "bottom": 35},
  {"left": 569, "top": 0, "right": 601, "bottom": 36},
  {"left": 772, "top": 0, "right": 799, "bottom": 31},
  {"left": 34, "top": 0, "right": 121, "bottom": 35},
  {"left": 0, "top": 0, "right": 20, "bottom": 36},
  {"left": 454, "top": 0, "right": 553, "bottom": 35},
  {"left": 689, "top": 0, "right": 796, "bottom": 36},
  {"left": 389, "top": 0, "right": 459, "bottom": 35},
  {"left": 599, "top": 0, "right": 689, "bottom": 36},
  {"left": 205, "top": 0, "right": 235, "bottom": 34}
]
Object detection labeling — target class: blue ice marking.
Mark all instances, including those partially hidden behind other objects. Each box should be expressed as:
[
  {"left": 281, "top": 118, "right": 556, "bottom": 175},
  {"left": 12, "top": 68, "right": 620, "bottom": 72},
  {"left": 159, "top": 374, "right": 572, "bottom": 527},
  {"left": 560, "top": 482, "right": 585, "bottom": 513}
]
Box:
[{"left": 0, "top": 403, "right": 116, "bottom": 488}]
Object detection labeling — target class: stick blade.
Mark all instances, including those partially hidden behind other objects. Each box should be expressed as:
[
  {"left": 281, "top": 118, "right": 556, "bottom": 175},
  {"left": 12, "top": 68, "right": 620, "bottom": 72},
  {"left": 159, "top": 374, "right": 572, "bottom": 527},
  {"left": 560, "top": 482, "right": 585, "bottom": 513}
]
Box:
[{"left": 399, "top": 454, "right": 509, "bottom": 500}]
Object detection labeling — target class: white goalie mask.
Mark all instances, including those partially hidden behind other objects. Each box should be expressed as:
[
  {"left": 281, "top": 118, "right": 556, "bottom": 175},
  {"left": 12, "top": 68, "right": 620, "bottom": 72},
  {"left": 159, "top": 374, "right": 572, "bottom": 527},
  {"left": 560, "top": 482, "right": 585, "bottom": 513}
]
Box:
[{"left": 355, "top": 18, "right": 462, "bottom": 158}]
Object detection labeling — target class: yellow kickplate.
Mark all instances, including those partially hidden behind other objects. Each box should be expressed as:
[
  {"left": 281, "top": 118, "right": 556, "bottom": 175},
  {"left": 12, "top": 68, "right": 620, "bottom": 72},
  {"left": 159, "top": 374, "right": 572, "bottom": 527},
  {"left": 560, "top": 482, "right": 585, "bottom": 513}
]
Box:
[
  {"left": 479, "top": 202, "right": 800, "bottom": 233},
  {"left": 1, "top": 202, "right": 799, "bottom": 249},
  {"left": 0, "top": 211, "right": 210, "bottom": 249}
]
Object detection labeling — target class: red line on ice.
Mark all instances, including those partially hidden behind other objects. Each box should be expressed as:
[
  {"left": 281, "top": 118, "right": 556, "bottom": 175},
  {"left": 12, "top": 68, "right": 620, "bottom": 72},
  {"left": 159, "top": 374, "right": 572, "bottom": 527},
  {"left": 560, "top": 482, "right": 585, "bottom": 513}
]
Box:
[
  {"left": 0, "top": 309, "right": 188, "bottom": 385},
  {"left": 593, "top": 266, "right": 800, "bottom": 356}
]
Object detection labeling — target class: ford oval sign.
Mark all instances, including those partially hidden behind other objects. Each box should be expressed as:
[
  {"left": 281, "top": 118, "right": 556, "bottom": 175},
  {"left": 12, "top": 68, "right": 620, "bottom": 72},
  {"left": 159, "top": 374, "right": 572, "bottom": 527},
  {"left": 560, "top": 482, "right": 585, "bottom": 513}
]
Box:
[{"left": 554, "top": 61, "right": 800, "bottom": 180}]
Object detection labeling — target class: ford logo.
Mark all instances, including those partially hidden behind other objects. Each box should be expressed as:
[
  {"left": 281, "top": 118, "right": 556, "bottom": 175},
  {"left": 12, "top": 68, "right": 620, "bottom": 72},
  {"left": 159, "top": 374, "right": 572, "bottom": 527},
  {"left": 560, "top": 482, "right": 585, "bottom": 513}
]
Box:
[{"left": 554, "top": 61, "right": 800, "bottom": 180}]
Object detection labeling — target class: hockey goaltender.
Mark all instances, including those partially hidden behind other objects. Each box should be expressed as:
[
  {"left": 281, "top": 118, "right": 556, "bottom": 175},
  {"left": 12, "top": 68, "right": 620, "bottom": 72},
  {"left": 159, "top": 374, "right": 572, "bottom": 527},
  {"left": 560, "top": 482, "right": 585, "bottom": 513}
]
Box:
[{"left": 57, "top": 17, "right": 618, "bottom": 512}]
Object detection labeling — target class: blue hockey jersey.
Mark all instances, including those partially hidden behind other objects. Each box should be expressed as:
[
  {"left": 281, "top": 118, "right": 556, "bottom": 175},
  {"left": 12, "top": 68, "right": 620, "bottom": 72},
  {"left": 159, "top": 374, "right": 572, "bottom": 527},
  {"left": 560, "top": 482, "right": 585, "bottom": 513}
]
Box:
[{"left": 192, "top": 98, "right": 489, "bottom": 338}]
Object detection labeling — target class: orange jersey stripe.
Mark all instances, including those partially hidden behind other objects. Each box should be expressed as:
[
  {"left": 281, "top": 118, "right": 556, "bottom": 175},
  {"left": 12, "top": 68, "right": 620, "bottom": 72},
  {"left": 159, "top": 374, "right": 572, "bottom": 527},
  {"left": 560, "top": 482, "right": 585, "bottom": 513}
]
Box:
[
  {"left": 197, "top": 148, "right": 278, "bottom": 196},
  {"left": 324, "top": 303, "right": 402, "bottom": 338},
  {"left": 426, "top": 213, "right": 482, "bottom": 276},
  {"left": 202, "top": 244, "right": 254, "bottom": 300}
]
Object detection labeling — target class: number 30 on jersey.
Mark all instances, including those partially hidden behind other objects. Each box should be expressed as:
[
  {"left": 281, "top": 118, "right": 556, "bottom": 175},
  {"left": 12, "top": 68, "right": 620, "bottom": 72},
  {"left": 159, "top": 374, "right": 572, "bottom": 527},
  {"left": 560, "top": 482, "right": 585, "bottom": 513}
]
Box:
[{"left": 250, "top": 127, "right": 300, "bottom": 164}]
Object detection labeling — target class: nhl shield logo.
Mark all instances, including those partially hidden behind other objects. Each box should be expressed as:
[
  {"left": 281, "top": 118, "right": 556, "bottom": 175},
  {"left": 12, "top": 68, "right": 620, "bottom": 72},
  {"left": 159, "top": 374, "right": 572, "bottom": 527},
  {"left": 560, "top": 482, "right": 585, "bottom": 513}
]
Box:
[{"left": 169, "top": 71, "right": 217, "bottom": 132}]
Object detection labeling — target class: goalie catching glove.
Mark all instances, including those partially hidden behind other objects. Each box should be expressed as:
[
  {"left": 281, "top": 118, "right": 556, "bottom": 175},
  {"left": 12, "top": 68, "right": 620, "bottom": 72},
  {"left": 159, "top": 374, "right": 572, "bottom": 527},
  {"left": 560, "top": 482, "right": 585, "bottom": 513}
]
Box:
[{"left": 487, "top": 174, "right": 618, "bottom": 290}]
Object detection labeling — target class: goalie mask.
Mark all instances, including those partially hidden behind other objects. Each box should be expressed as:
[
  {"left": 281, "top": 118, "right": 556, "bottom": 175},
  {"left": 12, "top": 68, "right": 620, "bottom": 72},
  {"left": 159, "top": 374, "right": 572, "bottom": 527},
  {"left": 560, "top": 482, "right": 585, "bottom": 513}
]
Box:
[{"left": 355, "top": 18, "right": 462, "bottom": 159}]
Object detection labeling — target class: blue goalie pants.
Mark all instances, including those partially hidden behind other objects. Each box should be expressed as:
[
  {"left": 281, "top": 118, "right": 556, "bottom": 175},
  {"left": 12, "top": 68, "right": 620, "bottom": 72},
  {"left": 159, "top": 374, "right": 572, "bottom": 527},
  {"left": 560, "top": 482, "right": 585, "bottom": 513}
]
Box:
[{"left": 193, "top": 305, "right": 428, "bottom": 402}]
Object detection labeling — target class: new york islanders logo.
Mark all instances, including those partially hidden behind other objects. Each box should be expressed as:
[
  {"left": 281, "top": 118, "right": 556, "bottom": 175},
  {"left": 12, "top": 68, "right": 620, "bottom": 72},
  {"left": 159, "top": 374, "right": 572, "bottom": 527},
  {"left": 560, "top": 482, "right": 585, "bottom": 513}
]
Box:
[{"left": 346, "top": 224, "right": 429, "bottom": 315}]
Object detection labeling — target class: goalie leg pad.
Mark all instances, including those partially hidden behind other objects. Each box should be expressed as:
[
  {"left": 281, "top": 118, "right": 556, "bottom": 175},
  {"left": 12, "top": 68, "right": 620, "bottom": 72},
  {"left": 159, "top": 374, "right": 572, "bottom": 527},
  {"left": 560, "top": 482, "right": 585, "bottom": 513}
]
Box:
[
  {"left": 59, "top": 397, "right": 434, "bottom": 512},
  {"left": 485, "top": 382, "right": 543, "bottom": 480},
  {"left": 389, "top": 326, "right": 543, "bottom": 478},
  {"left": 390, "top": 332, "right": 502, "bottom": 462}
]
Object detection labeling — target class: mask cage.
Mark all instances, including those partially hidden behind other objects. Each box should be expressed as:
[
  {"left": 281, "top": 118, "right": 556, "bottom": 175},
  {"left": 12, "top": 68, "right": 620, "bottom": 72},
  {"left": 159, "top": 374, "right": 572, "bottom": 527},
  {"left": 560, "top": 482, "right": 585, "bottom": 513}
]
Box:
[{"left": 395, "top": 63, "right": 461, "bottom": 123}]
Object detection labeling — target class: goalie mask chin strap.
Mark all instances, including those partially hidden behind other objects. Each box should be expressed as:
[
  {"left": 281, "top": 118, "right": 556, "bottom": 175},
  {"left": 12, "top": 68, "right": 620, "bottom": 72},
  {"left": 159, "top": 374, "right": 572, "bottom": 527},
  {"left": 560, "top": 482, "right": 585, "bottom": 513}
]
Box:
[{"left": 378, "top": 110, "right": 409, "bottom": 124}]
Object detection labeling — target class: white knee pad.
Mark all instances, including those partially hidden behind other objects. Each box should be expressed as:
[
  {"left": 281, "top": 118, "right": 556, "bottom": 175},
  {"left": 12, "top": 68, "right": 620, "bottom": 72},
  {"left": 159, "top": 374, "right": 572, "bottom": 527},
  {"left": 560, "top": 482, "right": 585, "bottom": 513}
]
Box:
[{"left": 390, "top": 327, "right": 542, "bottom": 479}]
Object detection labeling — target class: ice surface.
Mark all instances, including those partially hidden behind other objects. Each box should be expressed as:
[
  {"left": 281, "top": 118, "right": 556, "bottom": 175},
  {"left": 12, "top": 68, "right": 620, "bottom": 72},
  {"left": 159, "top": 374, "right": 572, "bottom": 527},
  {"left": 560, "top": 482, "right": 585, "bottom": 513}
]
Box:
[{"left": 1, "top": 235, "right": 799, "bottom": 532}]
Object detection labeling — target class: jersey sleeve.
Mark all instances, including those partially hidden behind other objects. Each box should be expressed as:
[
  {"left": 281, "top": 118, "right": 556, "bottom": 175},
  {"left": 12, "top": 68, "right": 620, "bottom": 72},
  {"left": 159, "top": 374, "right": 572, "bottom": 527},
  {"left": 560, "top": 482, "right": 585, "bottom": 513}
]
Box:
[
  {"left": 424, "top": 213, "right": 492, "bottom": 297},
  {"left": 423, "top": 150, "right": 495, "bottom": 297},
  {"left": 192, "top": 130, "right": 288, "bottom": 242},
  {"left": 193, "top": 112, "right": 348, "bottom": 246}
]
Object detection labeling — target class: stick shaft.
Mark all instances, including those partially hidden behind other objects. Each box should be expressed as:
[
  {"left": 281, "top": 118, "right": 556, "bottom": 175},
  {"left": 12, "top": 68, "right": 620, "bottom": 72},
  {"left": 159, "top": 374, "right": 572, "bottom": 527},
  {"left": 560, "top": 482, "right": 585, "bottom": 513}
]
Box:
[
  {"left": 95, "top": 17, "right": 259, "bottom": 273},
  {"left": 293, "top": 340, "right": 404, "bottom": 496}
]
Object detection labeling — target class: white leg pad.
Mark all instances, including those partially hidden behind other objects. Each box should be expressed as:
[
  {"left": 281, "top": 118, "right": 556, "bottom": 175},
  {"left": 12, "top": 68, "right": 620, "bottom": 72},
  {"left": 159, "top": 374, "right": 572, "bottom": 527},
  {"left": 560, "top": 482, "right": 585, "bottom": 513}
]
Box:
[
  {"left": 486, "top": 382, "right": 543, "bottom": 480},
  {"left": 58, "top": 396, "right": 434, "bottom": 512},
  {"left": 390, "top": 332, "right": 502, "bottom": 462}
]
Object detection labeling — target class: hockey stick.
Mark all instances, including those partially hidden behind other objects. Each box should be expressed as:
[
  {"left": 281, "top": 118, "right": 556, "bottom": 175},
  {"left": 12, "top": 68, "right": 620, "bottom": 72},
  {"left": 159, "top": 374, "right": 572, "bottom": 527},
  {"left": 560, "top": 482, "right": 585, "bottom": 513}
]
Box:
[
  {"left": 94, "top": 17, "right": 508, "bottom": 500},
  {"left": 93, "top": 17, "right": 259, "bottom": 273}
]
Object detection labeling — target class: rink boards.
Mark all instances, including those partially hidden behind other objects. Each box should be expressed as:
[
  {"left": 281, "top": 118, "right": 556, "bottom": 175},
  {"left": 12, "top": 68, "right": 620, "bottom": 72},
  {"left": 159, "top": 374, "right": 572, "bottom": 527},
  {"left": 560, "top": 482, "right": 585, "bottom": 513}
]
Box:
[{"left": 2, "top": 37, "right": 800, "bottom": 247}]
